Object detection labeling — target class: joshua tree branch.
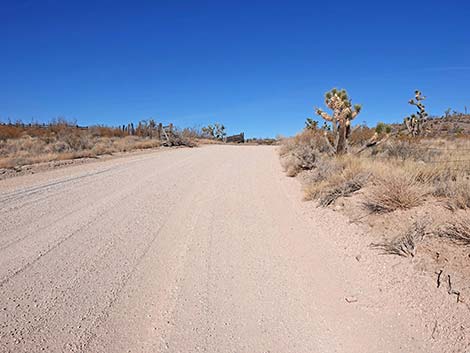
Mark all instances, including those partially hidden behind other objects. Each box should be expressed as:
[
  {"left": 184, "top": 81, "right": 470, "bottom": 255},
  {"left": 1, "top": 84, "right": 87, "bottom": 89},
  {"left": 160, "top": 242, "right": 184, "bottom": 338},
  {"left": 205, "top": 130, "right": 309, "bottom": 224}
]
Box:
[{"left": 315, "top": 108, "right": 334, "bottom": 122}]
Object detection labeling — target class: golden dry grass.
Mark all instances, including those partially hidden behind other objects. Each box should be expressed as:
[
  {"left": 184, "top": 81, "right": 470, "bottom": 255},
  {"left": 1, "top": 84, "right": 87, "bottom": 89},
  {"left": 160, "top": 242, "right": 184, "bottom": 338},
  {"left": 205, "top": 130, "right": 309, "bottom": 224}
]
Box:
[
  {"left": 364, "top": 171, "right": 428, "bottom": 213},
  {"left": 282, "top": 130, "right": 470, "bottom": 212},
  {"left": 0, "top": 134, "right": 162, "bottom": 169}
]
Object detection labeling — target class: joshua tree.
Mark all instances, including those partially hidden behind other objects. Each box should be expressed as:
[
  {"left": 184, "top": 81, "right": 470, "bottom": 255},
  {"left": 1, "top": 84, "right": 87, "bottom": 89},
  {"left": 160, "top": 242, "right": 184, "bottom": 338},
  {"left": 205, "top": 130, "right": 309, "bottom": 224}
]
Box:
[
  {"left": 404, "top": 90, "right": 428, "bottom": 136},
  {"left": 214, "top": 123, "right": 226, "bottom": 140},
  {"left": 202, "top": 122, "right": 226, "bottom": 140},
  {"left": 321, "top": 121, "right": 331, "bottom": 131},
  {"left": 305, "top": 117, "right": 318, "bottom": 130},
  {"left": 315, "top": 88, "right": 362, "bottom": 154}
]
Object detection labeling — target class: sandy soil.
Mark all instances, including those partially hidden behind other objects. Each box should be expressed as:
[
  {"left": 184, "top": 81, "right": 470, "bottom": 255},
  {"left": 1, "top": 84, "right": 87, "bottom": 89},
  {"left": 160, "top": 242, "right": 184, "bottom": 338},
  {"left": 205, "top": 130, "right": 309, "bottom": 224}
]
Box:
[{"left": 0, "top": 145, "right": 468, "bottom": 352}]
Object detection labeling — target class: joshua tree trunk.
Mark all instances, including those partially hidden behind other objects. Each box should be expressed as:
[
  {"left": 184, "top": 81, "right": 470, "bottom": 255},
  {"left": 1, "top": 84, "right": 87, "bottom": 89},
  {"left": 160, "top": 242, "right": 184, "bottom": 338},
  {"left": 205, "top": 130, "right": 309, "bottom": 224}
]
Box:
[{"left": 336, "top": 122, "right": 347, "bottom": 154}]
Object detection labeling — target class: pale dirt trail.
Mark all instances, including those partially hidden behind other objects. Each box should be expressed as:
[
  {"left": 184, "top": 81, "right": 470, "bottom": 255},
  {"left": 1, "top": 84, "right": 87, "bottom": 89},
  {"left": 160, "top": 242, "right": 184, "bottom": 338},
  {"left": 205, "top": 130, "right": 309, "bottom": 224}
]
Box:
[{"left": 0, "top": 145, "right": 454, "bottom": 352}]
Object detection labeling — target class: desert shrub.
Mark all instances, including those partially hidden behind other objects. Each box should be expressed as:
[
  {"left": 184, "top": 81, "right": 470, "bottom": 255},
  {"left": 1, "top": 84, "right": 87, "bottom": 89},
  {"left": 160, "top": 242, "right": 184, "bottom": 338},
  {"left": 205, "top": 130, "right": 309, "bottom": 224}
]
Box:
[
  {"left": 0, "top": 124, "right": 23, "bottom": 140},
  {"left": 302, "top": 157, "right": 343, "bottom": 184},
  {"left": 375, "top": 122, "right": 391, "bottom": 134},
  {"left": 348, "top": 125, "right": 376, "bottom": 146},
  {"left": 365, "top": 172, "right": 427, "bottom": 212},
  {"left": 50, "top": 140, "right": 71, "bottom": 153},
  {"left": 280, "top": 129, "right": 332, "bottom": 177},
  {"left": 304, "top": 157, "right": 369, "bottom": 205}
]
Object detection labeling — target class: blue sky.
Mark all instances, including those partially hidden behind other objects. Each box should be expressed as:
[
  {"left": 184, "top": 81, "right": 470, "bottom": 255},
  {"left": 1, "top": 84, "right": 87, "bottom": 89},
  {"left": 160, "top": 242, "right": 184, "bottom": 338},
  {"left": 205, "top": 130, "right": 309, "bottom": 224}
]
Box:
[{"left": 1, "top": 0, "right": 469, "bottom": 137}]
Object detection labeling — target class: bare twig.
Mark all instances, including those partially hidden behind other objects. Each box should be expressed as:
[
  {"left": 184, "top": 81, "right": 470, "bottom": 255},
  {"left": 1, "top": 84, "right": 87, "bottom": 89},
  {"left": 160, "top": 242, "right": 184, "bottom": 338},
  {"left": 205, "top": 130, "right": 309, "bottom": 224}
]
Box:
[
  {"left": 436, "top": 270, "right": 443, "bottom": 288},
  {"left": 431, "top": 320, "right": 438, "bottom": 339},
  {"left": 447, "top": 275, "right": 461, "bottom": 303},
  {"left": 371, "top": 221, "right": 427, "bottom": 257},
  {"left": 355, "top": 134, "right": 391, "bottom": 155}
]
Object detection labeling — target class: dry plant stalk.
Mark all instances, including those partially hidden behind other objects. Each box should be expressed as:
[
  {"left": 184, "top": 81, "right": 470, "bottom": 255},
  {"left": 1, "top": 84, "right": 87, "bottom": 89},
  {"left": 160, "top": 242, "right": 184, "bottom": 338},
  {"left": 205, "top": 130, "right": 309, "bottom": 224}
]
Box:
[
  {"left": 371, "top": 221, "right": 427, "bottom": 257},
  {"left": 438, "top": 219, "right": 470, "bottom": 245}
]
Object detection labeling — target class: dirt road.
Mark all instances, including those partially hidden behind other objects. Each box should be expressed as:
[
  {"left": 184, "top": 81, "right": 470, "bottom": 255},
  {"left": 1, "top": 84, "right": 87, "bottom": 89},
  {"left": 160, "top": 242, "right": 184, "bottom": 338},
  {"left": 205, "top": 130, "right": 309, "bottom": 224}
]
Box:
[{"left": 0, "top": 146, "right": 457, "bottom": 352}]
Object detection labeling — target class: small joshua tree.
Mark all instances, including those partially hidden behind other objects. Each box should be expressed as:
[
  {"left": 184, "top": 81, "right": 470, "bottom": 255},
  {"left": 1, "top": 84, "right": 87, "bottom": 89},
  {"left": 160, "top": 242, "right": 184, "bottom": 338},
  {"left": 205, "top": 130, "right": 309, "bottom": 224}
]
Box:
[
  {"left": 214, "top": 123, "right": 226, "bottom": 140},
  {"left": 305, "top": 117, "right": 318, "bottom": 130},
  {"left": 404, "top": 90, "right": 428, "bottom": 136},
  {"left": 202, "top": 122, "right": 226, "bottom": 140},
  {"left": 315, "top": 88, "right": 361, "bottom": 154}
]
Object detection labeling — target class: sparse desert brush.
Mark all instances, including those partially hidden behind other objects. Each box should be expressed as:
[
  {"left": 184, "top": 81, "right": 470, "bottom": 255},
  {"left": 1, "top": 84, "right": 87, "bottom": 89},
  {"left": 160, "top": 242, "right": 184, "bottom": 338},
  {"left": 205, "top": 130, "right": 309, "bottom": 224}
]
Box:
[
  {"left": 433, "top": 177, "right": 470, "bottom": 210},
  {"left": 302, "top": 157, "right": 343, "bottom": 184},
  {"left": 364, "top": 171, "right": 428, "bottom": 213},
  {"left": 304, "top": 156, "right": 369, "bottom": 205},
  {"left": 280, "top": 129, "right": 333, "bottom": 176},
  {"left": 0, "top": 127, "right": 163, "bottom": 169},
  {"left": 280, "top": 138, "right": 317, "bottom": 177},
  {"left": 282, "top": 127, "right": 470, "bottom": 214},
  {"left": 0, "top": 118, "right": 200, "bottom": 169},
  {"left": 438, "top": 217, "right": 470, "bottom": 245},
  {"left": 371, "top": 221, "right": 427, "bottom": 257},
  {"left": 349, "top": 125, "right": 376, "bottom": 146}
]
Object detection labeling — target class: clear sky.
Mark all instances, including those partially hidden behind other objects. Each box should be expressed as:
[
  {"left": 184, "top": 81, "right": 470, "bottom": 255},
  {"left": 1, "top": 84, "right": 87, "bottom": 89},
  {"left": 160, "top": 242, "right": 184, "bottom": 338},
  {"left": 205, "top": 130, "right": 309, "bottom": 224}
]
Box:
[{"left": 1, "top": 0, "right": 469, "bottom": 137}]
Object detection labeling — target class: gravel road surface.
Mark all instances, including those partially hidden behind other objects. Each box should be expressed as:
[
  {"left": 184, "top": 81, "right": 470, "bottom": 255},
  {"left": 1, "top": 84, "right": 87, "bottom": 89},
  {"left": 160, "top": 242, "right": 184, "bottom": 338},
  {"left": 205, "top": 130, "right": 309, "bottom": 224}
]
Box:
[{"left": 0, "top": 146, "right": 441, "bottom": 352}]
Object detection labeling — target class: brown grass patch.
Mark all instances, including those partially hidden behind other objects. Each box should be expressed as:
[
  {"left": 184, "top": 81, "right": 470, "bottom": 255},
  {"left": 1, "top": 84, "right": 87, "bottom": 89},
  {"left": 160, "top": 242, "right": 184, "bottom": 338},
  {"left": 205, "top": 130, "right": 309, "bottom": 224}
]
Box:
[{"left": 364, "top": 172, "right": 427, "bottom": 213}]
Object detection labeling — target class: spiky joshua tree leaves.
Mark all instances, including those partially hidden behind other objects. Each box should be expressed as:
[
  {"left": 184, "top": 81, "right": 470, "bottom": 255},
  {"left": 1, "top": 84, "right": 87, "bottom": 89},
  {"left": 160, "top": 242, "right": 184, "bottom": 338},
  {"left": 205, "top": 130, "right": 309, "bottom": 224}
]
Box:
[
  {"left": 305, "top": 117, "right": 318, "bottom": 130},
  {"left": 404, "top": 90, "right": 428, "bottom": 137},
  {"left": 315, "top": 88, "right": 362, "bottom": 154},
  {"left": 202, "top": 123, "right": 226, "bottom": 140}
]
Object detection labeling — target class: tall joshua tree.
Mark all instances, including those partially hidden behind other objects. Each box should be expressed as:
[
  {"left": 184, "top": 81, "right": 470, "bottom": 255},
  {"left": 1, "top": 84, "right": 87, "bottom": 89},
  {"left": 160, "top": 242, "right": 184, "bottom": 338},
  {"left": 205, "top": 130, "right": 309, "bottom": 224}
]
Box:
[
  {"left": 315, "top": 88, "right": 362, "bottom": 154},
  {"left": 404, "top": 90, "right": 428, "bottom": 136}
]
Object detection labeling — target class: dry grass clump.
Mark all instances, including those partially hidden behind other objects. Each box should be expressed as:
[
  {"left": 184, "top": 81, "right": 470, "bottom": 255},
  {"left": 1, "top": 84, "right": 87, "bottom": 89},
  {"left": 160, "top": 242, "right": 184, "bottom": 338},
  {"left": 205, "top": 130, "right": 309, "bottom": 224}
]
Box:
[
  {"left": 371, "top": 221, "right": 426, "bottom": 257},
  {"left": 304, "top": 157, "right": 369, "bottom": 205},
  {"left": 364, "top": 172, "right": 427, "bottom": 213},
  {"left": 317, "top": 173, "right": 369, "bottom": 207},
  {"left": 438, "top": 218, "right": 470, "bottom": 245}
]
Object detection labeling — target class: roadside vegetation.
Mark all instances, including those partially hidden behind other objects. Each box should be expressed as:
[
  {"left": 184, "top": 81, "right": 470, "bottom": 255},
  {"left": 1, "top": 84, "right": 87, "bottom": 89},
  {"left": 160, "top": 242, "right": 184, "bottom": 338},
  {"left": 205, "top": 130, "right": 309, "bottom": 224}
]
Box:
[
  {"left": 280, "top": 88, "right": 470, "bottom": 299},
  {"left": 0, "top": 116, "right": 260, "bottom": 171},
  {"left": 0, "top": 118, "right": 203, "bottom": 169}
]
